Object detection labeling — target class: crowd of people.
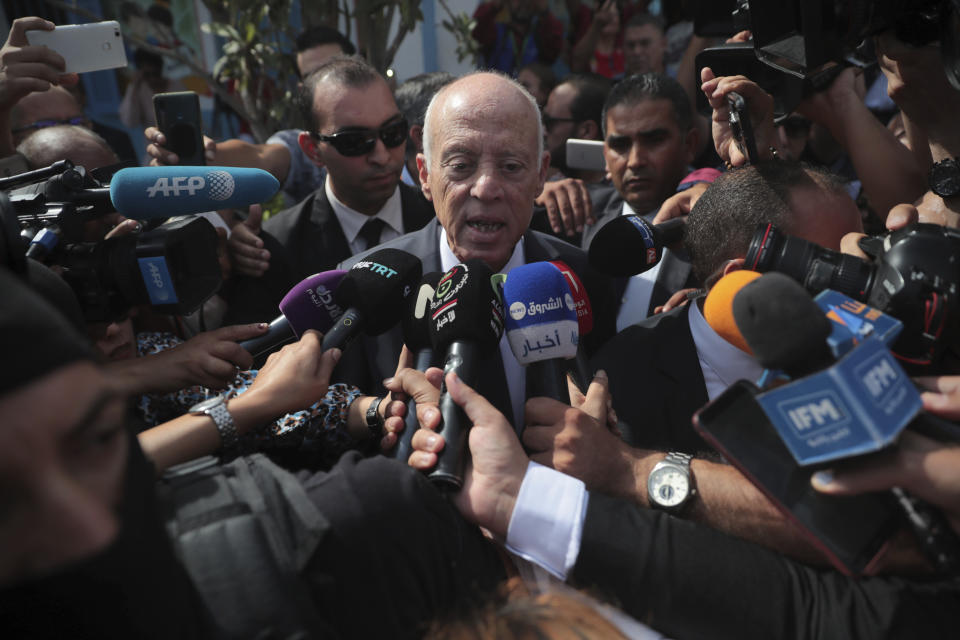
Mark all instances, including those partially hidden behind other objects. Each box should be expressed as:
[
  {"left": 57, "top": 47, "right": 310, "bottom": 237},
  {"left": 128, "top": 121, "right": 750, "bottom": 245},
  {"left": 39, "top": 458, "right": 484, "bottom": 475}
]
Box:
[{"left": 3, "top": 2, "right": 960, "bottom": 638}]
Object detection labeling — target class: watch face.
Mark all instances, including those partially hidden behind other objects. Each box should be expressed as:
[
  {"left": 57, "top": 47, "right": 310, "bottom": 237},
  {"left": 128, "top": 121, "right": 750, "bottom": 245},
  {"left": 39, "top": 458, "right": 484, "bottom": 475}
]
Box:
[
  {"left": 649, "top": 466, "right": 690, "bottom": 508},
  {"left": 190, "top": 396, "right": 222, "bottom": 413}
]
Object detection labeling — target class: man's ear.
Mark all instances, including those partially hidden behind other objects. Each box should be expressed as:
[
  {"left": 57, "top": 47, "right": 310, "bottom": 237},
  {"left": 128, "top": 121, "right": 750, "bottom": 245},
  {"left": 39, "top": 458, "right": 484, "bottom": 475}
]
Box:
[
  {"left": 417, "top": 153, "right": 433, "bottom": 201},
  {"left": 722, "top": 257, "right": 747, "bottom": 277},
  {"left": 576, "top": 119, "right": 599, "bottom": 141},
  {"left": 298, "top": 131, "right": 324, "bottom": 167},
  {"left": 683, "top": 126, "right": 699, "bottom": 165},
  {"left": 537, "top": 151, "right": 551, "bottom": 195},
  {"left": 409, "top": 124, "right": 424, "bottom": 153}
]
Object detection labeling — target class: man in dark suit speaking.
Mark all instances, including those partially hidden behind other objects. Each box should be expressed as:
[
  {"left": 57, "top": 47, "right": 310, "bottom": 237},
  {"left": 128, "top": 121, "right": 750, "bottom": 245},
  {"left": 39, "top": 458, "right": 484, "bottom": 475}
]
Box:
[{"left": 337, "top": 71, "right": 616, "bottom": 427}]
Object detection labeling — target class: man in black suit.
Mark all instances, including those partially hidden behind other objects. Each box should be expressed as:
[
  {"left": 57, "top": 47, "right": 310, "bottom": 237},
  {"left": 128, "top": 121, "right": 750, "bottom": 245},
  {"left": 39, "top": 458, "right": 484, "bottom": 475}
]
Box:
[
  {"left": 337, "top": 71, "right": 616, "bottom": 427},
  {"left": 222, "top": 56, "right": 435, "bottom": 325}
]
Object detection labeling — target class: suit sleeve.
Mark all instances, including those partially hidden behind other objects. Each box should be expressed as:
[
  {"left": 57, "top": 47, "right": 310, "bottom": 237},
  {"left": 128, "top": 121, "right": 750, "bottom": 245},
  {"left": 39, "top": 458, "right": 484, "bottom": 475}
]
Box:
[
  {"left": 222, "top": 230, "right": 297, "bottom": 326},
  {"left": 572, "top": 492, "right": 960, "bottom": 640}
]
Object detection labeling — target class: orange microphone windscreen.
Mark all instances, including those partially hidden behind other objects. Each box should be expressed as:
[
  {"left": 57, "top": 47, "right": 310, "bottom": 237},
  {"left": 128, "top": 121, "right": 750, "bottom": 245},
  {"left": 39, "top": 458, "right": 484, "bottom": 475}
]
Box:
[{"left": 703, "top": 269, "right": 762, "bottom": 354}]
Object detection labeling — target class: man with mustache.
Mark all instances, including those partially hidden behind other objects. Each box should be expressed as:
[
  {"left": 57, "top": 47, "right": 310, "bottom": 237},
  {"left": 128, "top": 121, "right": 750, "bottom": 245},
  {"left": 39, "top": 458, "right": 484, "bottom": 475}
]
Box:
[{"left": 222, "top": 56, "right": 435, "bottom": 325}]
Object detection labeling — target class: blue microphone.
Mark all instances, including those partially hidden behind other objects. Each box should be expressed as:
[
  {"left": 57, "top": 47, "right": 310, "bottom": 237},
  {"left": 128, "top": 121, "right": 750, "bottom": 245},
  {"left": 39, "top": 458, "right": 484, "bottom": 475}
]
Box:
[
  {"left": 503, "top": 262, "right": 579, "bottom": 403},
  {"left": 109, "top": 166, "right": 279, "bottom": 218}
]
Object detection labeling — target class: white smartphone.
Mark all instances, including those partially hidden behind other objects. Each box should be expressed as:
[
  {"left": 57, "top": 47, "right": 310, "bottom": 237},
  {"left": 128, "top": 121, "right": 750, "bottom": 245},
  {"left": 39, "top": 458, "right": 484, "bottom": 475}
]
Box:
[
  {"left": 26, "top": 21, "right": 127, "bottom": 73},
  {"left": 565, "top": 139, "right": 606, "bottom": 172}
]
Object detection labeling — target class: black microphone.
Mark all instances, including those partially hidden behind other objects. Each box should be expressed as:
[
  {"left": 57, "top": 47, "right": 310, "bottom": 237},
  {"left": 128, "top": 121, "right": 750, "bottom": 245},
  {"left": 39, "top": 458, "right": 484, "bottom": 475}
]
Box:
[
  {"left": 321, "top": 248, "right": 422, "bottom": 352},
  {"left": 390, "top": 271, "right": 443, "bottom": 462},
  {"left": 428, "top": 260, "right": 504, "bottom": 490},
  {"left": 238, "top": 270, "right": 346, "bottom": 366},
  {"left": 588, "top": 214, "right": 684, "bottom": 276}
]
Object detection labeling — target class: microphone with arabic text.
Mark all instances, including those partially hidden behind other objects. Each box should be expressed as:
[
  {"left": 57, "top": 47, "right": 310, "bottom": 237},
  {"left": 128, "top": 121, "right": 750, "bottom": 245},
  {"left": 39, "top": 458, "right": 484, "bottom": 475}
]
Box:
[
  {"left": 428, "top": 260, "right": 504, "bottom": 490},
  {"left": 588, "top": 214, "right": 684, "bottom": 276},
  {"left": 321, "top": 248, "right": 422, "bottom": 352},
  {"left": 108, "top": 166, "right": 279, "bottom": 218},
  {"left": 549, "top": 260, "right": 594, "bottom": 393},
  {"left": 238, "top": 270, "right": 346, "bottom": 366},
  {"left": 390, "top": 271, "right": 443, "bottom": 462},
  {"left": 504, "top": 262, "right": 579, "bottom": 403}
]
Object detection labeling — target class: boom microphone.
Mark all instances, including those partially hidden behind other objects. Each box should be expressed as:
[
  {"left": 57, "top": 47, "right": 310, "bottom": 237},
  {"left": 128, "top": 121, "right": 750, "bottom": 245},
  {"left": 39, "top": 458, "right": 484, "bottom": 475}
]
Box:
[
  {"left": 391, "top": 271, "right": 444, "bottom": 462},
  {"left": 428, "top": 260, "right": 505, "bottom": 490},
  {"left": 503, "top": 262, "right": 579, "bottom": 403},
  {"left": 588, "top": 214, "right": 685, "bottom": 276},
  {"left": 109, "top": 166, "right": 280, "bottom": 218},
  {"left": 238, "top": 270, "right": 346, "bottom": 364},
  {"left": 321, "top": 248, "right": 422, "bottom": 351}
]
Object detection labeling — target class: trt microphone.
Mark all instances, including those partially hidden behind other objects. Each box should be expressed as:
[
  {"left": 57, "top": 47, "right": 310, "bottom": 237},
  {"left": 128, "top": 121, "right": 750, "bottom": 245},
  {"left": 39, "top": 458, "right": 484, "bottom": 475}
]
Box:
[
  {"left": 549, "top": 260, "right": 593, "bottom": 393},
  {"left": 321, "top": 248, "right": 422, "bottom": 352},
  {"left": 503, "top": 262, "right": 579, "bottom": 403},
  {"left": 702, "top": 269, "right": 762, "bottom": 354},
  {"left": 390, "top": 271, "right": 444, "bottom": 462},
  {"left": 109, "top": 166, "right": 280, "bottom": 219},
  {"left": 587, "top": 214, "right": 684, "bottom": 276},
  {"left": 238, "top": 270, "right": 346, "bottom": 365},
  {"left": 428, "top": 260, "right": 504, "bottom": 490}
]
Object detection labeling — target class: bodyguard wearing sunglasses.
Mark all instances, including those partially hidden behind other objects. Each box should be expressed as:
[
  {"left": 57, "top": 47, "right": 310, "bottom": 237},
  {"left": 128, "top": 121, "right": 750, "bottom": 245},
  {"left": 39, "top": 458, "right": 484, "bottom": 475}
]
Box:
[{"left": 222, "top": 57, "right": 434, "bottom": 326}]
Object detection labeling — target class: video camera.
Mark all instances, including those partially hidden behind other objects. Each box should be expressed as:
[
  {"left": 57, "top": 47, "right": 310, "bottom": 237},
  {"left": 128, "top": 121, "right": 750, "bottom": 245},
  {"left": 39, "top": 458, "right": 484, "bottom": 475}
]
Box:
[
  {"left": 0, "top": 160, "right": 222, "bottom": 323},
  {"left": 745, "top": 221, "right": 960, "bottom": 370},
  {"left": 693, "top": 0, "right": 960, "bottom": 119}
]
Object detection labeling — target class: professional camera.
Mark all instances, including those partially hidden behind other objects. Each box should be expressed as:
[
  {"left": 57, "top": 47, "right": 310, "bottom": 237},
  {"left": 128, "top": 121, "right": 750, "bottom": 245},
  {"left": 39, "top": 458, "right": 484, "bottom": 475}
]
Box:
[
  {"left": 0, "top": 161, "right": 222, "bottom": 322},
  {"left": 745, "top": 222, "right": 960, "bottom": 369},
  {"left": 694, "top": 0, "right": 960, "bottom": 118}
]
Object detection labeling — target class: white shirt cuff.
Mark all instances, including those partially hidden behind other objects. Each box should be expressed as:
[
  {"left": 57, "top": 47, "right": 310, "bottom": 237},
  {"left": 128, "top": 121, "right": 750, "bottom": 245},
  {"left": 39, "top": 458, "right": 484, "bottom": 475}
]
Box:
[{"left": 505, "top": 461, "right": 589, "bottom": 580}]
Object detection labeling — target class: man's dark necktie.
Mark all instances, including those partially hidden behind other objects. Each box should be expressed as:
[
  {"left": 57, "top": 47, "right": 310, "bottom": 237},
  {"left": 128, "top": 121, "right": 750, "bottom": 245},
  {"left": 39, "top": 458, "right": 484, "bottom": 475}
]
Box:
[{"left": 358, "top": 217, "right": 386, "bottom": 251}]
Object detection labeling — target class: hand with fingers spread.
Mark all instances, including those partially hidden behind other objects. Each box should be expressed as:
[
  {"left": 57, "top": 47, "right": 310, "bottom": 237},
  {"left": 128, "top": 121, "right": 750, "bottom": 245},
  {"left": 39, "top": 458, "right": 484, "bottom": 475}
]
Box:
[
  {"left": 523, "top": 371, "right": 638, "bottom": 498},
  {"left": 144, "top": 125, "right": 217, "bottom": 166},
  {"left": 535, "top": 177, "right": 595, "bottom": 237},
  {"left": 699, "top": 67, "right": 778, "bottom": 167},
  {"left": 228, "top": 204, "right": 271, "bottom": 277}
]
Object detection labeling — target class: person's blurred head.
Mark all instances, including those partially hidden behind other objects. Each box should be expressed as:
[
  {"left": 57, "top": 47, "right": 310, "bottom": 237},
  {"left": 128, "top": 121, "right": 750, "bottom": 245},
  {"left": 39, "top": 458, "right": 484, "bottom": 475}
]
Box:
[
  {"left": 776, "top": 116, "right": 812, "bottom": 161},
  {"left": 685, "top": 161, "right": 864, "bottom": 287},
  {"left": 394, "top": 71, "right": 456, "bottom": 184},
  {"left": 294, "top": 25, "right": 356, "bottom": 78},
  {"left": 517, "top": 62, "right": 556, "bottom": 109},
  {"left": 297, "top": 56, "right": 405, "bottom": 215},
  {"left": 420, "top": 71, "right": 547, "bottom": 271},
  {"left": 542, "top": 73, "right": 611, "bottom": 174},
  {"left": 9, "top": 86, "right": 90, "bottom": 146},
  {"left": 133, "top": 48, "right": 166, "bottom": 93},
  {"left": 622, "top": 13, "right": 666, "bottom": 75},
  {"left": 601, "top": 73, "right": 696, "bottom": 213}
]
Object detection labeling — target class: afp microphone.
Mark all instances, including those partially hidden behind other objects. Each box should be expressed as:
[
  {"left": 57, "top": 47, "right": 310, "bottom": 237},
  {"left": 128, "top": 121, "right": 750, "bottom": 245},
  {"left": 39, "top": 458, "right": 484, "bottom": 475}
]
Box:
[
  {"left": 504, "top": 262, "right": 579, "bottom": 403},
  {"left": 390, "top": 271, "right": 443, "bottom": 462},
  {"left": 238, "top": 270, "right": 346, "bottom": 365},
  {"left": 428, "top": 260, "right": 505, "bottom": 490},
  {"left": 109, "top": 166, "right": 279, "bottom": 219},
  {"left": 588, "top": 214, "right": 684, "bottom": 276},
  {"left": 321, "top": 248, "right": 422, "bottom": 351}
]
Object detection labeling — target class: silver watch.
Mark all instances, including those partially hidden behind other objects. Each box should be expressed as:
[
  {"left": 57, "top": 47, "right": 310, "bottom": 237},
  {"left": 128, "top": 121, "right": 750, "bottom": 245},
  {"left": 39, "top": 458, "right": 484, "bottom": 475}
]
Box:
[
  {"left": 647, "top": 452, "right": 696, "bottom": 513},
  {"left": 189, "top": 394, "right": 238, "bottom": 451}
]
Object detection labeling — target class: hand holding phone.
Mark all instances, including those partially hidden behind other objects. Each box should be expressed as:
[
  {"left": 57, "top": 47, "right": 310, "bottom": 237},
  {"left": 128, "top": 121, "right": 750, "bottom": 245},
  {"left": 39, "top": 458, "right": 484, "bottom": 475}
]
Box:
[{"left": 154, "top": 92, "right": 206, "bottom": 166}]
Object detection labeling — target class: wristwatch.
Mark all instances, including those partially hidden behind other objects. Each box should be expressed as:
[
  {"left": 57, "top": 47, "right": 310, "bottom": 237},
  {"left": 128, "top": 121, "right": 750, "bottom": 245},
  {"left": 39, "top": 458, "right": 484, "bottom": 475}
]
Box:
[
  {"left": 365, "top": 396, "right": 386, "bottom": 439},
  {"left": 647, "top": 452, "right": 696, "bottom": 513},
  {"left": 929, "top": 158, "right": 960, "bottom": 198},
  {"left": 188, "top": 394, "right": 238, "bottom": 451}
]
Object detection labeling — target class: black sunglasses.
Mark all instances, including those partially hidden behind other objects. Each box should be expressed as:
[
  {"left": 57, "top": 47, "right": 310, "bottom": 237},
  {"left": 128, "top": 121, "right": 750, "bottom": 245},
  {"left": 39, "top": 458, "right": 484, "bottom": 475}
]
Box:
[
  {"left": 311, "top": 117, "right": 408, "bottom": 157},
  {"left": 12, "top": 116, "right": 89, "bottom": 135},
  {"left": 542, "top": 113, "right": 577, "bottom": 129}
]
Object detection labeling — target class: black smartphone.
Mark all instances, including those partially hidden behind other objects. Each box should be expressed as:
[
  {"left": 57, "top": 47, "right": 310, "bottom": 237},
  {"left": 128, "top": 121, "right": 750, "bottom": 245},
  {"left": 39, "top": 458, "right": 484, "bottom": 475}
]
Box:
[
  {"left": 153, "top": 91, "right": 205, "bottom": 166},
  {"left": 693, "top": 380, "right": 901, "bottom": 577}
]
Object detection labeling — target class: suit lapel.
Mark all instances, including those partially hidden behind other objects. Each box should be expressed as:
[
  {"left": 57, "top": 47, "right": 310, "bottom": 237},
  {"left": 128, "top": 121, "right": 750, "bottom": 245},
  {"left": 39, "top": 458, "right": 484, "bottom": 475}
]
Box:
[{"left": 653, "top": 305, "right": 709, "bottom": 450}]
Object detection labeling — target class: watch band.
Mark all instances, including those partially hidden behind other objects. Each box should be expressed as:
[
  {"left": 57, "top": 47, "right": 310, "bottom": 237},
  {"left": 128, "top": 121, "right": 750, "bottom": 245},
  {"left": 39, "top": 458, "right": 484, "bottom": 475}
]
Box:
[
  {"left": 365, "top": 396, "right": 386, "bottom": 438},
  {"left": 929, "top": 158, "right": 960, "bottom": 198},
  {"left": 663, "top": 451, "right": 693, "bottom": 468},
  {"left": 190, "top": 395, "right": 238, "bottom": 451}
]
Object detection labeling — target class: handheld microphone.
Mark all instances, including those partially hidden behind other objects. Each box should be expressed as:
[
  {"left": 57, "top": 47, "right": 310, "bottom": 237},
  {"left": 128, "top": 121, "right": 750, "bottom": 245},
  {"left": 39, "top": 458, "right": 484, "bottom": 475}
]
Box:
[
  {"left": 391, "top": 271, "right": 444, "bottom": 462},
  {"left": 702, "top": 269, "right": 762, "bottom": 354},
  {"left": 428, "top": 260, "right": 505, "bottom": 490},
  {"left": 238, "top": 270, "right": 346, "bottom": 365},
  {"left": 549, "top": 260, "right": 594, "bottom": 393},
  {"left": 503, "top": 262, "right": 579, "bottom": 403},
  {"left": 109, "top": 166, "right": 280, "bottom": 219},
  {"left": 321, "top": 248, "right": 422, "bottom": 352},
  {"left": 588, "top": 214, "right": 684, "bottom": 276}
]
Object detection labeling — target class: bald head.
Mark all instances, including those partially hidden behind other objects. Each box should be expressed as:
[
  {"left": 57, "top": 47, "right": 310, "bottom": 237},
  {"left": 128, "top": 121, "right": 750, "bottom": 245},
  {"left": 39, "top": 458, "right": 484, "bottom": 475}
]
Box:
[
  {"left": 17, "top": 125, "right": 118, "bottom": 171},
  {"left": 422, "top": 72, "right": 543, "bottom": 169},
  {"left": 11, "top": 87, "right": 88, "bottom": 144}
]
